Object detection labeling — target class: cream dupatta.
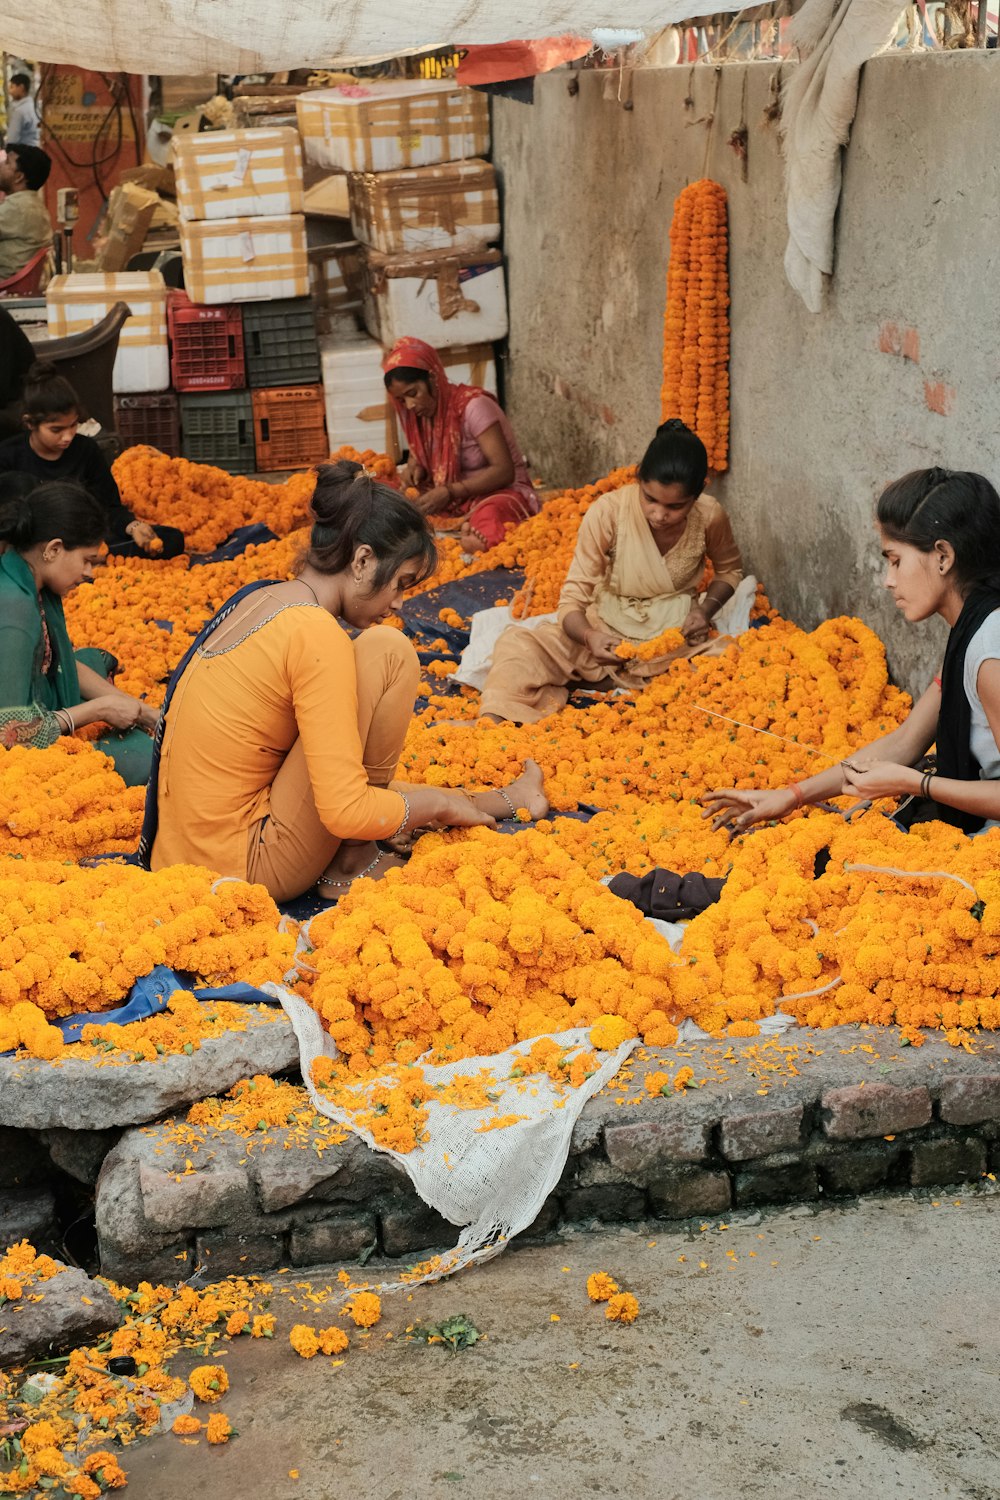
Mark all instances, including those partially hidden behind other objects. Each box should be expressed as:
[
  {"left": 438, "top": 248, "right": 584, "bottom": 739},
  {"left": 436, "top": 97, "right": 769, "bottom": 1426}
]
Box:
[{"left": 592, "top": 484, "right": 707, "bottom": 641}]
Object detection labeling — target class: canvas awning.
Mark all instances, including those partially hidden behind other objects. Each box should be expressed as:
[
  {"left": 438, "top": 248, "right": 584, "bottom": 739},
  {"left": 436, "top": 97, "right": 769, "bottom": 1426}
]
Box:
[{"left": 4, "top": 2, "right": 742, "bottom": 75}]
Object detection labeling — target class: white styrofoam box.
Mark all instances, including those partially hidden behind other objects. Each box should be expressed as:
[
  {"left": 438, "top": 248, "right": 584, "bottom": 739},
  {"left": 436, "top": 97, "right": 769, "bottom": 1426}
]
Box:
[
  {"left": 362, "top": 247, "right": 507, "bottom": 350},
  {"left": 297, "top": 79, "right": 489, "bottom": 174},
  {"left": 320, "top": 328, "right": 395, "bottom": 456},
  {"left": 348, "top": 158, "right": 500, "bottom": 256},
  {"left": 173, "top": 126, "right": 303, "bottom": 222},
  {"left": 180, "top": 214, "right": 309, "bottom": 305},
  {"left": 46, "top": 271, "right": 169, "bottom": 394}
]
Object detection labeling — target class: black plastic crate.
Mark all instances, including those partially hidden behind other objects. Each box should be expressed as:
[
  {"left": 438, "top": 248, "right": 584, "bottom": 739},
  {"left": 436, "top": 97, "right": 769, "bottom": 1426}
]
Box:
[
  {"left": 241, "top": 297, "right": 321, "bottom": 388},
  {"left": 113, "top": 393, "right": 181, "bottom": 458},
  {"left": 178, "top": 391, "right": 255, "bottom": 474}
]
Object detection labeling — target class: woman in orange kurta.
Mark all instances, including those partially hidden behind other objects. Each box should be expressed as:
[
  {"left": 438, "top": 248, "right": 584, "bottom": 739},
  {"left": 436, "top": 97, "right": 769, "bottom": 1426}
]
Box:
[{"left": 145, "top": 461, "right": 546, "bottom": 901}]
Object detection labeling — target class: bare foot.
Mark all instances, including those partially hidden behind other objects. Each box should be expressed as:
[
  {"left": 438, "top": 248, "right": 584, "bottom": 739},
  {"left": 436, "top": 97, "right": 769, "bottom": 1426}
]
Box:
[
  {"left": 503, "top": 758, "right": 549, "bottom": 820},
  {"left": 316, "top": 842, "right": 408, "bottom": 902},
  {"left": 459, "top": 521, "right": 489, "bottom": 554},
  {"left": 471, "top": 758, "right": 549, "bottom": 822}
]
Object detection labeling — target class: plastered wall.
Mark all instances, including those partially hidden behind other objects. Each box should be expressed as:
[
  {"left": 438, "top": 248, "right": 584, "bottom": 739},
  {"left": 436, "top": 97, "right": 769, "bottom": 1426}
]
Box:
[{"left": 493, "top": 52, "right": 1000, "bottom": 691}]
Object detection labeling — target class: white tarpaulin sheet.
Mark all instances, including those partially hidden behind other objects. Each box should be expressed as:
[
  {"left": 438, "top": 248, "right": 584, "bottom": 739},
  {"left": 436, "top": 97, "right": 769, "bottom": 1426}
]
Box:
[{"left": 4, "top": 3, "right": 744, "bottom": 75}]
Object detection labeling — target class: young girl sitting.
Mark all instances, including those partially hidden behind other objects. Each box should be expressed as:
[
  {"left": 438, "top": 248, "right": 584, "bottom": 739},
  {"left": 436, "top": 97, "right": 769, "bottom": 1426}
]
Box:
[
  {"left": 478, "top": 419, "right": 744, "bottom": 724},
  {"left": 0, "top": 363, "right": 185, "bottom": 559},
  {"left": 0, "top": 477, "right": 157, "bottom": 782},
  {"left": 703, "top": 468, "right": 1000, "bottom": 835},
  {"left": 145, "top": 460, "right": 547, "bottom": 902}
]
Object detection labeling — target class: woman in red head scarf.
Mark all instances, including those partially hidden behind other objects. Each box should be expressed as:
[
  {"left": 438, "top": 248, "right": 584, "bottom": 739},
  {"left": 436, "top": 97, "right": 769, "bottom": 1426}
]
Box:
[{"left": 383, "top": 337, "right": 539, "bottom": 553}]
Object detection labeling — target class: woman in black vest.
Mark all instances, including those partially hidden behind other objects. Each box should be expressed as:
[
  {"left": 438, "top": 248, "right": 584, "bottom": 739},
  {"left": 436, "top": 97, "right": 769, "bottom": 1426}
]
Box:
[{"left": 703, "top": 468, "right": 1000, "bottom": 836}]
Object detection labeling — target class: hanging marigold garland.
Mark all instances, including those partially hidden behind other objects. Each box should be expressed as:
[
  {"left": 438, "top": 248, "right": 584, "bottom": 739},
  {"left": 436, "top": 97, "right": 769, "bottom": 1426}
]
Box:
[{"left": 660, "top": 178, "right": 730, "bottom": 473}]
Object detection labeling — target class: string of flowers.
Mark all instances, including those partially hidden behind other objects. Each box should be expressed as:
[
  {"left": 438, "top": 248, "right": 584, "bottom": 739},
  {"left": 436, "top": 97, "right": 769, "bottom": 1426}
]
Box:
[{"left": 660, "top": 178, "right": 730, "bottom": 472}]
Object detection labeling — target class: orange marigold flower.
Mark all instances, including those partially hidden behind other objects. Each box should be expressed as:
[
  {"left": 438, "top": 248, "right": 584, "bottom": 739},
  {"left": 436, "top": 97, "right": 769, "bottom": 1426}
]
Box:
[
  {"left": 586, "top": 1272, "right": 619, "bottom": 1303},
  {"left": 206, "top": 1413, "right": 234, "bottom": 1444},
  {"left": 289, "top": 1324, "right": 320, "bottom": 1358},
  {"left": 189, "top": 1364, "right": 229, "bottom": 1402},
  {"left": 606, "top": 1292, "right": 640, "bottom": 1324},
  {"left": 318, "top": 1326, "right": 350, "bottom": 1356},
  {"left": 172, "top": 1414, "right": 202, "bottom": 1436},
  {"left": 345, "top": 1291, "right": 381, "bottom": 1328}
]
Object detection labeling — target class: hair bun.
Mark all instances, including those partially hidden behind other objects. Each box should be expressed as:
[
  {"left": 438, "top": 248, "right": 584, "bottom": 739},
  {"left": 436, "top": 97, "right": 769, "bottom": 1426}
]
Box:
[
  {"left": 26, "top": 360, "right": 60, "bottom": 385},
  {"left": 310, "top": 459, "right": 370, "bottom": 526},
  {"left": 0, "top": 492, "right": 37, "bottom": 549},
  {"left": 657, "top": 417, "right": 692, "bottom": 437}
]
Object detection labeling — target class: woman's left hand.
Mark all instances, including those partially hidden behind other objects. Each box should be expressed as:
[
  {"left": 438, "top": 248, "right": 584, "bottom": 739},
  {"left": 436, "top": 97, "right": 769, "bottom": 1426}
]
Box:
[
  {"left": 840, "top": 760, "right": 920, "bottom": 801},
  {"left": 681, "top": 604, "right": 712, "bottom": 644},
  {"left": 416, "top": 485, "right": 453, "bottom": 514},
  {"left": 126, "top": 520, "right": 159, "bottom": 553}
]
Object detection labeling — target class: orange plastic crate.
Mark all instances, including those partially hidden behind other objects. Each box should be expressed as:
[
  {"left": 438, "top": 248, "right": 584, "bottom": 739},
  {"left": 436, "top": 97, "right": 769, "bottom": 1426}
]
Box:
[{"left": 251, "top": 385, "right": 328, "bottom": 470}]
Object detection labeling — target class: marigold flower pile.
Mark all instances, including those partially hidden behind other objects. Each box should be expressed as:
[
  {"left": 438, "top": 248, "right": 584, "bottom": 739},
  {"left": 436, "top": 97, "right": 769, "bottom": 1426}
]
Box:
[
  {"left": 0, "top": 741, "right": 144, "bottom": 860},
  {"left": 660, "top": 177, "right": 730, "bottom": 471},
  {"left": 0, "top": 861, "right": 293, "bottom": 1044},
  {"left": 111, "top": 445, "right": 393, "bottom": 553}
]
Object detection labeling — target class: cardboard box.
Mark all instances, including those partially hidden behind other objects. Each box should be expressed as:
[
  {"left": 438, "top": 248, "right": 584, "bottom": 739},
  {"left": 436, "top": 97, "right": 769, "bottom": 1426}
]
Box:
[
  {"left": 362, "top": 246, "right": 507, "bottom": 350},
  {"left": 348, "top": 159, "right": 499, "bottom": 256},
  {"left": 180, "top": 214, "right": 309, "bottom": 305},
  {"left": 302, "top": 164, "right": 350, "bottom": 219},
  {"left": 46, "top": 271, "right": 169, "bottom": 393},
  {"left": 173, "top": 127, "right": 304, "bottom": 223},
  {"left": 98, "top": 182, "right": 159, "bottom": 273},
  {"left": 309, "top": 237, "right": 364, "bottom": 323},
  {"left": 297, "top": 80, "right": 489, "bottom": 174},
  {"left": 159, "top": 74, "right": 218, "bottom": 114}
]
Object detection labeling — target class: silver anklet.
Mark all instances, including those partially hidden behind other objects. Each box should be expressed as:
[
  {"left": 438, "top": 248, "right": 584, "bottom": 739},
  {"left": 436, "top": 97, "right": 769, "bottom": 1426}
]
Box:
[
  {"left": 318, "top": 848, "right": 389, "bottom": 889},
  {"left": 495, "top": 787, "right": 518, "bottom": 819}
]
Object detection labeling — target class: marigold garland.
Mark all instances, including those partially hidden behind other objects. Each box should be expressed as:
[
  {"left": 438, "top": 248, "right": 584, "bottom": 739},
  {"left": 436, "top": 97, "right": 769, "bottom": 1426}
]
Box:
[{"left": 660, "top": 178, "right": 730, "bottom": 471}]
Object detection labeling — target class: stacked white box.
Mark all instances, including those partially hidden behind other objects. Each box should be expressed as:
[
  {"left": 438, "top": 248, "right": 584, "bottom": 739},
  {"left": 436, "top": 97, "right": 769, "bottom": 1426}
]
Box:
[{"left": 46, "top": 272, "right": 169, "bottom": 394}]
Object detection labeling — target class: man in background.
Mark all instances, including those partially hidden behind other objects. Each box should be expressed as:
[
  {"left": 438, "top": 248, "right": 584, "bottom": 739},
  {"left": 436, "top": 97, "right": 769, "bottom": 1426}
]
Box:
[
  {"left": 0, "top": 143, "right": 52, "bottom": 282},
  {"left": 5, "top": 74, "right": 40, "bottom": 148}
]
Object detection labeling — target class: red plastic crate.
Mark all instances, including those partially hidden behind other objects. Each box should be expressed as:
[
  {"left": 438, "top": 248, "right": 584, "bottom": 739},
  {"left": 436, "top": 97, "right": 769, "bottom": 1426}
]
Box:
[
  {"left": 252, "top": 385, "right": 328, "bottom": 471},
  {"left": 168, "top": 290, "right": 246, "bottom": 392},
  {"left": 113, "top": 393, "right": 181, "bottom": 457}
]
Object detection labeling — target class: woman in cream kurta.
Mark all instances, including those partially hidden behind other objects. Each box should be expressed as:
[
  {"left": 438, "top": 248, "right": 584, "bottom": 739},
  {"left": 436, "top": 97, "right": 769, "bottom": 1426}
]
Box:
[{"left": 479, "top": 420, "right": 743, "bottom": 724}]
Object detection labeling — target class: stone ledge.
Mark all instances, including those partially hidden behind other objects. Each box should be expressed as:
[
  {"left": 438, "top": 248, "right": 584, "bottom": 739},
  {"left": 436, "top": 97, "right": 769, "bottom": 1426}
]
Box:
[
  {"left": 85, "top": 1023, "right": 1000, "bottom": 1281},
  {"left": 0, "top": 1008, "right": 298, "bottom": 1131}
]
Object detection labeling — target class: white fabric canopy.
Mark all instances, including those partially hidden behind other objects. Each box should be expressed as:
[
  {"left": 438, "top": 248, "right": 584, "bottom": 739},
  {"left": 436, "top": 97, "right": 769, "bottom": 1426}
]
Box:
[{"left": 5, "top": 3, "right": 743, "bottom": 74}]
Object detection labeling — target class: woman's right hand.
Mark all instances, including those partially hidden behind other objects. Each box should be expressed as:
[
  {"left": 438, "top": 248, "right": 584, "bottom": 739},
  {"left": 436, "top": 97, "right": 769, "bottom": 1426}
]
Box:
[
  {"left": 402, "top": 785, "right": 497, "bottom": 832},
  {"left": 583, "top": 628, "right": 623, "bottom": 666},
  {"left": 91, "top": 693, "right": 145, "bottom": 731},
  {"left": 698, "top": 786, "right": 799, "bottom": 833},
  {"left": 399, "top": 460, "right": 426, "bottom": 490}
]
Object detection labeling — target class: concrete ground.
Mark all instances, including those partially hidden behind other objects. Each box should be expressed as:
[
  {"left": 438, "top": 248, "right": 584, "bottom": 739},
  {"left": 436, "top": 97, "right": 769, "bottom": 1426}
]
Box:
[{"left": 123, "top": 1193, "right": 1000, "bottom": 1500}]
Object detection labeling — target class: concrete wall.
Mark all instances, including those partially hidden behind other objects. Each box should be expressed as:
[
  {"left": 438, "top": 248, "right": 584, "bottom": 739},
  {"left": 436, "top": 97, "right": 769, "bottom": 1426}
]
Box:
[{"left": 493, "top": 52, "right": 1000, "bottom": 693}]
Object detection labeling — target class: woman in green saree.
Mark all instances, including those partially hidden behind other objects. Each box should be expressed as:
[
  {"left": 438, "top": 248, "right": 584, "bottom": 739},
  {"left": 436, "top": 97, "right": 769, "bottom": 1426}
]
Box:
[{"left": 0, "top": 478, "right": 156, "bottom": 784}]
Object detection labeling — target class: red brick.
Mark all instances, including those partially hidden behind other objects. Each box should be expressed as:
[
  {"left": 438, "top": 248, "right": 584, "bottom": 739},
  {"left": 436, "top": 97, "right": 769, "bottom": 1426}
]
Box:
[
  {"left": 909, "top": 1137, "right": 986, "bottom": 1188},
  {"left": 900, "top": 326, "right": 920, "bottom": 364},
  {"left": 821, "top": 1083, "right": 931, "bottom": 1140},
  {"left": 924, "top": 379, "right": 955, "bottom": 416},
  {"left": 649, "top": 1168, "right": 731, "bottom": 1219},
  {"left": 937, "top": 1074, "right": 1000, "bottom": 1126},
  {"left": 720, "top": 1103, "right": 804, "bottom": 1162},
  {"left": 878, "top": 320, "right": 901, "bottom": 355},
  {"left": 604, "top": 1115, "right": 711, "bottom": 1175}
]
